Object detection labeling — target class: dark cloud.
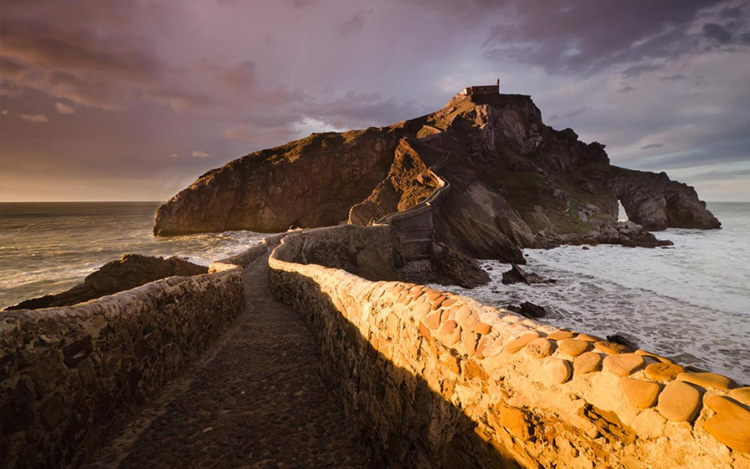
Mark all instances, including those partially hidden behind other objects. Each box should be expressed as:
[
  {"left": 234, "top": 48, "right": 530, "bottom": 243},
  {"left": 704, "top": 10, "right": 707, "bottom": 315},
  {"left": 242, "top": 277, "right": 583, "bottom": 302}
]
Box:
[
  {"left": 618, "top": 86, "right": 635, "bottom": 92},
  {"left": 703, "top": 23, "right": 734, "bottom": 44},
  {"left": 641, "top": 143, "right": 665, "bottom": 150}
]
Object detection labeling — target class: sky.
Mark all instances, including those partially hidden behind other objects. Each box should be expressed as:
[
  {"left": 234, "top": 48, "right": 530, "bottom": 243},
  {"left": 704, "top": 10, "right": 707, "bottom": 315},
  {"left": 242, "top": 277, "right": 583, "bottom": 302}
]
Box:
[{"left": 1, "top": 0, "right": 749, "bottom": 202}]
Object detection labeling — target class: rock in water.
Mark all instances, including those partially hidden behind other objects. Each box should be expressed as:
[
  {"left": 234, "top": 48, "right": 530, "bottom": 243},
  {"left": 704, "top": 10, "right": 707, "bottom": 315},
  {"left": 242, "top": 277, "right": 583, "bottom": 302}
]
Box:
[
  {"left": 154, "top": 92, "right": 720, "bottom": 262},
  {"left": 501, "top": 264, "right": 554, "bottom": 285},
  {"left": 5, "top": 254, "right": 207, "bottom": 310},
  {"left": 507, "top": 302, "right": 547, "bottom": 318}
]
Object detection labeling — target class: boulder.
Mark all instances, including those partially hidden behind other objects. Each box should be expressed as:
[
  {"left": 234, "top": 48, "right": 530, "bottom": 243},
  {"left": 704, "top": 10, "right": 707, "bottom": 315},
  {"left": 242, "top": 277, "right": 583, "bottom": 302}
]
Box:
[
  {"left": 507, "top": 301, "right": 546, "bottom": 318},
  {"left": 6, "top": 254, "right": 207, "bottom": 310},
  {"left": 432, "top": 243, "right": 490, "bottom": 289},
  {"left": 501, "top": 264, "right": 555, "bottom": 285}
]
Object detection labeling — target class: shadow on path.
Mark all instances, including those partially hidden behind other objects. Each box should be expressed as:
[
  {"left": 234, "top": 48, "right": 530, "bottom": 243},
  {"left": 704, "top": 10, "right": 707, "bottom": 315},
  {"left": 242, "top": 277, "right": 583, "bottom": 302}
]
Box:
[{"left": 86, "top": 254, "right": 370, "bottom": 468}]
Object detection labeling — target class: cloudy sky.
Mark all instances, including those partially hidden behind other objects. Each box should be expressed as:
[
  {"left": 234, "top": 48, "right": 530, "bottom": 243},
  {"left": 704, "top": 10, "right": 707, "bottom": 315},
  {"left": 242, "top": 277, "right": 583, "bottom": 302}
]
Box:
[{"left": 1, "top": 0, "right": 749, "bottom": 202}]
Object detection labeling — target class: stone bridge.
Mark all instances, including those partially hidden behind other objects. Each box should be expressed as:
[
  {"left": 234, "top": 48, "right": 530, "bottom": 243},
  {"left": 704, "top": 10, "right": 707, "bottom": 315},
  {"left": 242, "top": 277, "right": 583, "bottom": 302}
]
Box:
[{"left": 1, "top": 225, "right": 749, "bottom": 468}]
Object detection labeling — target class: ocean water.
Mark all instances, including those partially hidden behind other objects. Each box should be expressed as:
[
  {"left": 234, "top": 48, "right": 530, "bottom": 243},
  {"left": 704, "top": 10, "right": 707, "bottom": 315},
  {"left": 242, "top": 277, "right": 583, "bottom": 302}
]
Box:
[
  {"left": 0, "top": 202, "right": 266, "bottom": 309},
  {"left": 2, "top": 202, "right": 748, "bottom": 383},
  {"left": 433, "top": 202, "right": 750, "bottom": 384}
]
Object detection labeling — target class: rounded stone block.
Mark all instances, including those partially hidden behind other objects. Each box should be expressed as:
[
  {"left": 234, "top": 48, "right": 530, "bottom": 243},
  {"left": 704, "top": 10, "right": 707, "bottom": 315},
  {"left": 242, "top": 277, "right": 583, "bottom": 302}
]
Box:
[
  {"left": 548, "top": 330, "right": 575, "bottom": 341},
  {"left": 657, "top": 380, "right": 702, "bottom": 423},
  {"left": 730, "top": 387, "right": 750, "bottom": 407},
  {"left": 635, "top": 349, "right": 673, "bottom": 364},
  {"left": 576, "top": 333, "right": 602, "bottom": 342},
  {"left": 545, "top": 358, "right": 573, "bottom": 384},
  {"left": 426, "top": 291, "right": 443, "bottom": 302},
  {"left": 645, "top": 363, "right": 684, "bottom": 382},
  {"left": 621, "top": 377, "right": 661, "bottom": 409},
  {"left": 702, "top": 395, "right": 750, "bottom": 452},
  {"left": 594, "top": 341, "right": 632, "bottom": 355},
  {"left": 526, "top": 338, "right": 555, "bottom": 359},
  {"left": 424, "top": 310, "right": 442, "bottom": 330},
  {"left": 473, "top": 322, "right": 492, "bottom": 335},
  {"left": 603, "top": 353, "right": 646, "bottom": 377},
  {"left": 442, "top": 298, "right": 458, "bottom": 308},
  {"left": 413, "top": 302, "right": 432, "bottom": 319},
  {"left": 431, "top": 296, "right": 447, "bottom": 310},
  {"left": 505, "top": 332, "right": 540, "bottom": 354},
  {"left": 573, "top": 352, "right": 602, "bottom": 374},
  {"left": 677, "top": 372, "right": 735, "bottom": 391},
  {"left": 558, "top": 339, "right": 591, "bottom": 357}
]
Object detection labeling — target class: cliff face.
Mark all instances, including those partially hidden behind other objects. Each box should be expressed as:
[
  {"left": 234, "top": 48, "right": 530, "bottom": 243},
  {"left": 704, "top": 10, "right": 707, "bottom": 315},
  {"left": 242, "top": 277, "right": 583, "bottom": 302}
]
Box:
[{"left": 154, "top": 92, "right": 719, "bottom": 260}]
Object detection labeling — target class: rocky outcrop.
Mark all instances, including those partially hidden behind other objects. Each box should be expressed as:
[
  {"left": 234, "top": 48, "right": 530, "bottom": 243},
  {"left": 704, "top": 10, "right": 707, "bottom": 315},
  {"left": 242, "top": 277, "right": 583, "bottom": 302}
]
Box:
[
  {"left": 614, "top": 168, "right": 721, "bottom": 230},
  {"left": 154, "top": 91, "right": 719, "bottom": 262},
  {"left": 5, "top": 254, "right": 207, "bottom": 310},
  {"left": 154, "top": 128, "right": 404, "bottom": 235}
]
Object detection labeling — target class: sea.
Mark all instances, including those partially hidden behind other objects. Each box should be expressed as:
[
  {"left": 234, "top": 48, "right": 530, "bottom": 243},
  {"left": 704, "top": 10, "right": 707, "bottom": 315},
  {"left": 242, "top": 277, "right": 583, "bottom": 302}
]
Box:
[
  {"left": 0, "top": 202, "right": 266, "bottom": 309},
  {"left": 1, "top": 201, "right": 748, "bottom": 383}
]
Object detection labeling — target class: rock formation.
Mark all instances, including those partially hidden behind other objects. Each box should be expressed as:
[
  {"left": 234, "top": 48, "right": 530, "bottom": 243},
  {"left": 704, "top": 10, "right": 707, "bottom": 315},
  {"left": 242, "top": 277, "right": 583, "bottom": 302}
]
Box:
[
  {"left": 154, "top": 91, "right": 719, "bottom": 262},
  {"left": 5, "top": 254, "right": 207, "bottom": 310}
]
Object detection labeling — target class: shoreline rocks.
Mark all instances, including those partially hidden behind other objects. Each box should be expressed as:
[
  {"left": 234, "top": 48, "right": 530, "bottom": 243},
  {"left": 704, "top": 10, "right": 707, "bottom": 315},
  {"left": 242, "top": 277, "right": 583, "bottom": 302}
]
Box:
[{"left": 5, "top": 254, "right": 207, "bottom": 310}]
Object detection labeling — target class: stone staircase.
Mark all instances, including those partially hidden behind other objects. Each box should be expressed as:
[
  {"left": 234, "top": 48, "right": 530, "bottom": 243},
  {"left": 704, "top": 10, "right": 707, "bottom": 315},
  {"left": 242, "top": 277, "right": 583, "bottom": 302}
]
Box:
[{"left": 375, "top": 152, "right": 451, "bottom": 262}]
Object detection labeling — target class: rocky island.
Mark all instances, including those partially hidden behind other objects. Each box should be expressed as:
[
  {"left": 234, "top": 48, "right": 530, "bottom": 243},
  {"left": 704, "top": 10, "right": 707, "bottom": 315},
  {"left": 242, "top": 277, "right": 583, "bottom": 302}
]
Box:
[
  {"left": 154, "top": 90, "right": 719, "bottom": 264},
  {"left": 5, "top": 89, "right": 747, "bottom": 469}
]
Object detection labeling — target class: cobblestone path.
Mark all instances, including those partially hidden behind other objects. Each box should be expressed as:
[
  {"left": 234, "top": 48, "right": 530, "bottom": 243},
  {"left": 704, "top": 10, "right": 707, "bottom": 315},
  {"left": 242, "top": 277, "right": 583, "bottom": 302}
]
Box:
[{"left": 87, "top": 254, "right": 371, "bottom": 468}]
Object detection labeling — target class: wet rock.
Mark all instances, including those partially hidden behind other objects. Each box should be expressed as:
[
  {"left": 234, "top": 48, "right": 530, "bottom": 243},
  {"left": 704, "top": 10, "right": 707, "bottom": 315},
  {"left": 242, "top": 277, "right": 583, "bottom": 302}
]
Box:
[
  {"left": 606, "top": 334, "right": 639, "bottom": 351},
  {"left": 501, "top": 264, "right": 555, "bottom": 285},
  {"left": 507, "top": 301, "right": 546, "bottom": 318}
]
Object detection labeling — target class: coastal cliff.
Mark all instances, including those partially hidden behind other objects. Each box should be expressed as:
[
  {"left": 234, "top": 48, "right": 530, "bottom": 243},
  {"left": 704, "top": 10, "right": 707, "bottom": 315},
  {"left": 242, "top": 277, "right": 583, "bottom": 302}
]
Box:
[{"left": 154, "top": 92, "right": 719, "bottom": 261}]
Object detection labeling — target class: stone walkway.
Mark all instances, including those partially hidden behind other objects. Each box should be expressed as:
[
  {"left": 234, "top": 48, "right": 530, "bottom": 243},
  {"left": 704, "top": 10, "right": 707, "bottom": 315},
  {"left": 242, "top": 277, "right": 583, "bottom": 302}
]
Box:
[{"left": 86, "top": 254, "right": 370, "bottom": 468}]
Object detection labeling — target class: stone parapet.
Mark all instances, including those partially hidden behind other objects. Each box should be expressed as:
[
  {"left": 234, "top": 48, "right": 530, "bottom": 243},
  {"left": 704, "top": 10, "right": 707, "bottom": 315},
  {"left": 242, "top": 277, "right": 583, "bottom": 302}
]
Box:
[
  {"left": 269, "top": 227, "right": 750, "bottom": 468},
  {"left": 1, "top": 265, "right": 246, "bottom": 467}
]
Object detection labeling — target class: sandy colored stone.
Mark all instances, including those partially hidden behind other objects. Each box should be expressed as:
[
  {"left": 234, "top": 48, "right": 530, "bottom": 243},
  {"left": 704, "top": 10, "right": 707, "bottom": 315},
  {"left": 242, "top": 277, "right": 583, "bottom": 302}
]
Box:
[
  {"left": 431, "top": 296, "right": 447, "bottom": 310},
  {"left": 644, "top": 363, "right": 684, "bottom": 382},
  {"left": 594, "top": 341, "right": 632, "bottom": 355},
  {"left": 473, "top": 322, "right": 491, "bottom": 335},
  {"left": 442, "top": 298, "right": 458, "bottom": 308},
  {"left": 677, "top": 372, "right": 735, "bottom": 391},
  {"left": 603, "top": 353, "right": 645, "bottom": 377},
  {"left": 729, "top": 387, "right": 750, "bottom": 407},
  {"left": 462, "top": 331, "right": 480, "bottom": 356},
  {"left": 413, "top": 302, "right": 432, "bottom": 319},
  {"left": 545, "top": 358, "right": 572, "bottom": 384},
  {"left": 558, "top": 339, "right": 591, "bottom": 357},
  {"left": 573, "top": 352, "right": 602, "bottom": 374},
  {"left": 437, "top": 320, "right": 457, "bottom": 336},
  {"left": 424, "top": 310, "right": 442, "bottom": 330},
  {"left": 504, "top": 332, "right": 540, "bottom": 354},
  {"left": 426, "top": 290, "right": 442, "bottom": 301},
  {"left": 396, "top": 290, "right": 409, "bottom": 304},
  {"left": 621, "top": 378, "right": 661, "bottom": 409},
  {"left": 526, "top": 338, "right": 555, "bottom": 359},
  {"left": 548, "top": 330, "right": 575, "bottom": 341},
  {"left": 702, "top": 395, "right": 750, "bottom": 452},
  {"left": 576, "top": 333, "right": 602, "bottom": 342},
  {"left": 657, "top": 380, "right": 702, "bottom": 423},
  {"left": 635, "top": 349, "right": 673, "bottom": 364}
]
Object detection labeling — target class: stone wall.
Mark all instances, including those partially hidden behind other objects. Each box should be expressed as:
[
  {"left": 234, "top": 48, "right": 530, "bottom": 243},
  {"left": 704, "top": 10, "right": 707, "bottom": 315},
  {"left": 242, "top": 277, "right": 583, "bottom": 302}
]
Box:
[
  {"left": 269, "top": 228, "right": 750, "bottom": 468},
  {"left": 0, "top": 257, "right": 251, "bottom": 467}
]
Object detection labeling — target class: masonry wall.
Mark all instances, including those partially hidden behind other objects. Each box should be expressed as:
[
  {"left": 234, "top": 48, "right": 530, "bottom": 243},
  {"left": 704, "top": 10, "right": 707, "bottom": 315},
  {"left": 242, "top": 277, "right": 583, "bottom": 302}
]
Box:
[
  {"left": 0, "top": 240, "right": 272, "bottom": 468},
  {"left": 269, "top": 229, "right": 750, "bottom": 468}
]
